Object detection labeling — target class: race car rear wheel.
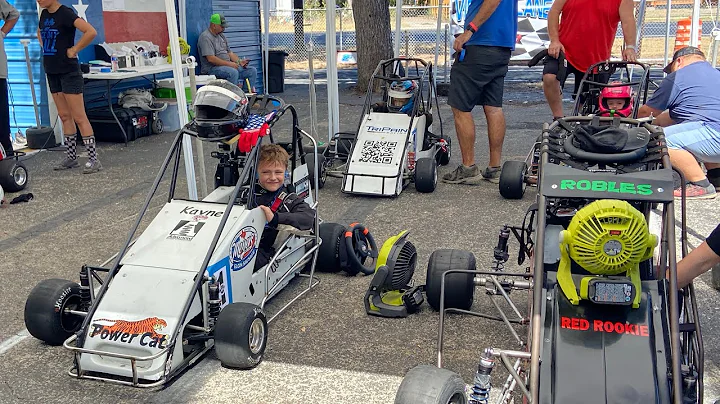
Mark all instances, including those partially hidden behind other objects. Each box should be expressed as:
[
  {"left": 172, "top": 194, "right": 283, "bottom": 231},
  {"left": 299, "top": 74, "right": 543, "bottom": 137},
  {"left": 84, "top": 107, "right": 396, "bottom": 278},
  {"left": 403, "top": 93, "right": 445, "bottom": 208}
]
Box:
[
  {"left": 437, "top": 136, "right": 451, "bottom": 166},
  {"left": 499, "top": 160, "right": 527, "bottom": 200},
  {"left": 305, "top": 153, "right": 326, "bottom": 189},
  {"left": 0, "top": 158, "right": 28, "bottom": 193},
  {"left": 215, "top": 302, "right": 268, "bottom": 369},
  {"left": 415, "top": 158, "right": 437, "bottom": 193},
  {"left": 426, "top": 249, "right": 476, "bottom": 311},
  {"left": 316, "top": 222, "right": 346, "bottom": 272},
  {"left": 394, "top": 364, "right": 468, "bottom": 404},
  {"left": 24, "top": 279, "right": 83, "bottom": 346}
]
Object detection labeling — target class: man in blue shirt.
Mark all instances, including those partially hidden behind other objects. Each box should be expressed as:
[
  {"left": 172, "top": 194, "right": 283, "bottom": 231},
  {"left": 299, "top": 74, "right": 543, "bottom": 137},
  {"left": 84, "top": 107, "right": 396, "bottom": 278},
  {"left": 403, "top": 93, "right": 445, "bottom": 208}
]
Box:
[
  {"left": 441, "top": 0, "right": 518, "bottom": 185},
  {"left": 638, "top": 46, "right": 720, "bottom": 200}
]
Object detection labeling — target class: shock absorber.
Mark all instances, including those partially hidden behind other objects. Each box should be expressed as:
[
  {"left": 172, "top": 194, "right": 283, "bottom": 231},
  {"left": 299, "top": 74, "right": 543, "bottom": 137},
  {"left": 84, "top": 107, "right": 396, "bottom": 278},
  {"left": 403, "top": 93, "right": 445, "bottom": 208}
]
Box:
[
  {"left": 208, "top": 280, "right": 221, "bottom": 326},
  {"left": 469, "top": 349, "right": 495, "bottom": 404},
  {"left": 78, "top": 265, "right": 92, "bottom": 310},
  {"left": 493, "top": 226, "right": 511, "bottom": 267}
]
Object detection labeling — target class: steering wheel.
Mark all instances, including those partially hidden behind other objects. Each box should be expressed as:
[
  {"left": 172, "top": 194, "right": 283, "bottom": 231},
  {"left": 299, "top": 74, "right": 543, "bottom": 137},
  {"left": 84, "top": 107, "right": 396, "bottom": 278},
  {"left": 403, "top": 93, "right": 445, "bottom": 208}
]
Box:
[
  {"left": 344, "top": 222, "right": 379, "bottom": 276},
  {"left": 563, "top": 133, "right": 646, "bottom": 164},
  {"left": 598, "top": 110, "right": 629, "bottom": 118}
]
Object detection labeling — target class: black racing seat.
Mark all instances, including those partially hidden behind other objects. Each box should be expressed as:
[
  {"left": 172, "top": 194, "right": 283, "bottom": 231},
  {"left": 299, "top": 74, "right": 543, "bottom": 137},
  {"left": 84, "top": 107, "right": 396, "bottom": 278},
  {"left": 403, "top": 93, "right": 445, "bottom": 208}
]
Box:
[{"left": 561, "top": 121, "right": 651, "bottom": 164}]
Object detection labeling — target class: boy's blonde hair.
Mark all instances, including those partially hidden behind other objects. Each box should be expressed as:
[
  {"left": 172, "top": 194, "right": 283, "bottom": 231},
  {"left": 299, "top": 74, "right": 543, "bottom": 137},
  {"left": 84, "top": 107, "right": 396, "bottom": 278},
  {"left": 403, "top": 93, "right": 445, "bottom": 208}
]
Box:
[{"left": 258, "top": 144, "right": 289, "bottom": 168}]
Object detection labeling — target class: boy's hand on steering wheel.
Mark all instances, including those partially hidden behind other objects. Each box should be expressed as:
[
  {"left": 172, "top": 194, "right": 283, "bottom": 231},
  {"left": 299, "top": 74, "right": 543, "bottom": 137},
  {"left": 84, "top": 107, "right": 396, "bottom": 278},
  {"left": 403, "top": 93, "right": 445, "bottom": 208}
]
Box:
[
  {"left": 622, "top": 47, "right": 638, "bottom": 62},
  {"left": 548, "top": 40, "right": 564, "bottom": 59}
]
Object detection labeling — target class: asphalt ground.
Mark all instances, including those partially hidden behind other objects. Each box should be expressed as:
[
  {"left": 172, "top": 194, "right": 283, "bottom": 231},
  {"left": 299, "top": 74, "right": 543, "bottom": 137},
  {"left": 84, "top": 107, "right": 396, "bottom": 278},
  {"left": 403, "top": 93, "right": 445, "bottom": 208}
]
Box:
[{"left": 1, "top": 66, "right": 719, "bottom": 403}]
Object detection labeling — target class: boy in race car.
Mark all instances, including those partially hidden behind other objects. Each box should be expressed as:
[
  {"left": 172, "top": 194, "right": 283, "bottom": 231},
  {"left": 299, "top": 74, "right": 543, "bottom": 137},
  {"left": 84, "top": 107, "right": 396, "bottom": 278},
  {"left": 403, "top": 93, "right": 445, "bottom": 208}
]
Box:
[
  {"left": 371, "top": 80, "right": 418, "bottom": 115},
  {"left": 598, "top": 82, "right": 633, "bottom": 117},
  {"left": 251, "top": 144, "right": 314, "bottom": 271}
]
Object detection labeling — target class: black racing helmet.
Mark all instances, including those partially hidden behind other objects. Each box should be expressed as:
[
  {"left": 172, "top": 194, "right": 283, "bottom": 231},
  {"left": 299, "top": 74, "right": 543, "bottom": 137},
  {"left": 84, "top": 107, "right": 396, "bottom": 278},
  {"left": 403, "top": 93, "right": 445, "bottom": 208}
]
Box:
[{"left": 192, "top": 79, "right": 249, "bottom": 140}]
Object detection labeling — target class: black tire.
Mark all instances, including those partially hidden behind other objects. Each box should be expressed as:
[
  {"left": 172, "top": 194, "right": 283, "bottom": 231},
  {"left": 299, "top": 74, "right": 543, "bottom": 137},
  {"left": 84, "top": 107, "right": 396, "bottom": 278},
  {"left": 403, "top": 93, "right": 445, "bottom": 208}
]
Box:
[
  {"left": 305, "top": 153, "right": 326, "bottom": 189},
  {"left": 426, "top": 249, "right": 476, "bottom": 311},
  {"left": 0, "top": 158, "right": 28, "bottom": 192},
  {"left": 317, "top": 222, "right": 346, "bottom": 273},
  {"left": 437, "top": 136, "right": 451, "bottom": 166},
  {"left": 499, "top": 160, "right": 527, "bottom": 200},
  {"left": 395, "top": 365, "right": 468, "bottom": 404},
  {"left": 415, "top": 158, "right": 437, "bottom": 193},
  {"left": 152, "top": 118, "right": 164, "bottom": 134},
  {"left": 24, "top": 279, "right": 83, "bottom": 346},
  {"left": 215, "top": 302, "right": 268, "bottom": 369}
]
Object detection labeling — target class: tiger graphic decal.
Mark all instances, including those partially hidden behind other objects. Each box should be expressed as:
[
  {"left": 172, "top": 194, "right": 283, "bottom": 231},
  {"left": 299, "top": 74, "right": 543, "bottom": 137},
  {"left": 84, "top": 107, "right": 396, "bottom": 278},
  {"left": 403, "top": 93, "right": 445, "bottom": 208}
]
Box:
[{"left": 89, "top": 316, "right": 169, "bottom": 349}]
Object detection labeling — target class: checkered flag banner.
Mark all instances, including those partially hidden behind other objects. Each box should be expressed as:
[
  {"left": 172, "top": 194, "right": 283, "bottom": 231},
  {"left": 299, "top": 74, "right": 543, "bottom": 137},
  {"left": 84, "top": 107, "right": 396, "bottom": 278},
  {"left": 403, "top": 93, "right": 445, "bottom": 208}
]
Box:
[{"left": 512, "top": 17, "right": 551, "bottom": 61}]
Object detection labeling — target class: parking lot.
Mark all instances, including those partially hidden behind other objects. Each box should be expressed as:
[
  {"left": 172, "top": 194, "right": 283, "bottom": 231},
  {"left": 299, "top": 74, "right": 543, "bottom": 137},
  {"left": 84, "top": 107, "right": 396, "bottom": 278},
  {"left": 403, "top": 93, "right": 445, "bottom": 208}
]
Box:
[{"left": 1, "top": 67, "right": 719, "bottom": 403}]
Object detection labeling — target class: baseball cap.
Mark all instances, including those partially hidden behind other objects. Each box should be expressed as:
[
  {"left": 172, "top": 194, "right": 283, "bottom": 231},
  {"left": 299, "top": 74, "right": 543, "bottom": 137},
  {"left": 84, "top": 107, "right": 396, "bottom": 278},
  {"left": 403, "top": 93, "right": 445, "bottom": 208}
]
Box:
[
  {"left": 210, "top": 13, "right": 228, "bottom": 28},
  {"left": 663, "top": 46, "right": 705, "bottom": 73}
]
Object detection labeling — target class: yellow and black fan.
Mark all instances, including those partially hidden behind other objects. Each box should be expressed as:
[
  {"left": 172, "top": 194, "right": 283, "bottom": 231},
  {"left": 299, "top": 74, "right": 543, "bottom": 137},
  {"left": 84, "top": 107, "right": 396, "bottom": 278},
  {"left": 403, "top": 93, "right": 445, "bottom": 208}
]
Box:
[
  {"left": 365, "top": 231, "right": 424, "bottom": 318},
  {"left": 558, "top": 199, "right": 657, "bottom": 308}
]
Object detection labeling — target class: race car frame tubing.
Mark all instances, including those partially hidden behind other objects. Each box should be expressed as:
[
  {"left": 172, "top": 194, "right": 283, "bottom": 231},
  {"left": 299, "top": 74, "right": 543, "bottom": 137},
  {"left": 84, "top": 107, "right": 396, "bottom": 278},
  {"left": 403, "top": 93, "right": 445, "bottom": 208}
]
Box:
[
  {"left": 435, "top": 270, "right": 534, "bottom": 368},
  {"left": 572, "top": 60, "right": 651, "bottom": 118}
]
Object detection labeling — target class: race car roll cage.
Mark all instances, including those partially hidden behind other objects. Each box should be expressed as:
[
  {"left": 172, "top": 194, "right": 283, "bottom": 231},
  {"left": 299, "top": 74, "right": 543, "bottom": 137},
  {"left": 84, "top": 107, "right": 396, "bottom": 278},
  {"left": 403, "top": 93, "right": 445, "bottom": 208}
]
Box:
[
  {"left": 435, "top": 115, "right": 703, "bottom": 403},
  {"left": 572, "top": 60, "right": 652, "bottom": 118},
  {"left": 60, "top": 95, "right": 324, "bottom": 387},
  {"left": 337, "top": 57, "right": 445, "bottom": 196}
]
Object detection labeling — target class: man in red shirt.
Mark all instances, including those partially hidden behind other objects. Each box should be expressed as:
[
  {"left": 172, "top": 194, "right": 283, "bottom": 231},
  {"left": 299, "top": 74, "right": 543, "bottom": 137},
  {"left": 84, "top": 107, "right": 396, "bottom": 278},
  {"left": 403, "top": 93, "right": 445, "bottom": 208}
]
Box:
[{"left": 542, "top": 0, "right": 638, "bottom": 119}]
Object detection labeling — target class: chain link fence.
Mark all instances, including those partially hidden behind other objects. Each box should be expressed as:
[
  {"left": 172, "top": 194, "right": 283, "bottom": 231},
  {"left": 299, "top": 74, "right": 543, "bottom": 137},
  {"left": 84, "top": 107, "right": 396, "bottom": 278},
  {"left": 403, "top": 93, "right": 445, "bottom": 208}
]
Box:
[{"left": 263, "top": 2, "right": 720, "bottom": 70}]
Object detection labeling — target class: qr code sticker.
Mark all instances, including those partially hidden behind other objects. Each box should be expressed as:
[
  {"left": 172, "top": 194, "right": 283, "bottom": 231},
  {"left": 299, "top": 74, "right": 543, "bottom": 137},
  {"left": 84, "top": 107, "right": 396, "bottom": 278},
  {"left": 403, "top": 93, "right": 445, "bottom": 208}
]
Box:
[{"left": 359, "top": 140, "right": 397, "bottom": 164}]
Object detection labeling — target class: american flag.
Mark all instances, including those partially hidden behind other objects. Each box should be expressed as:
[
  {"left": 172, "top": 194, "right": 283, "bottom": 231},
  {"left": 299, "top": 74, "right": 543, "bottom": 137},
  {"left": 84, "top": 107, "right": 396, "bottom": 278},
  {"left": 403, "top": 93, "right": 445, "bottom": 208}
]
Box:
[{"left": 244, "top": 112, "right": 277, "bottom": 130}]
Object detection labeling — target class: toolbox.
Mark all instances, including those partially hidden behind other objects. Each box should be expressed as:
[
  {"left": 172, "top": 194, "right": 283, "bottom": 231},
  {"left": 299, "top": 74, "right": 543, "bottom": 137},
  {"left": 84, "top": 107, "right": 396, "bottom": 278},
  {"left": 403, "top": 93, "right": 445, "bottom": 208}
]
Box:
[{"left": 86, "top": 106, "right": 155, "bottom": 143}]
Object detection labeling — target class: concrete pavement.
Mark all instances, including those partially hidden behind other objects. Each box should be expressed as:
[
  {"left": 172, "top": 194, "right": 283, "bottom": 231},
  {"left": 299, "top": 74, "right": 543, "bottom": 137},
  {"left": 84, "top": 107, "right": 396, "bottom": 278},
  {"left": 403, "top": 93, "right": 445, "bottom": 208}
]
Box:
[{"left": 1, "top": 69, "right": 719, "bottom": 403}]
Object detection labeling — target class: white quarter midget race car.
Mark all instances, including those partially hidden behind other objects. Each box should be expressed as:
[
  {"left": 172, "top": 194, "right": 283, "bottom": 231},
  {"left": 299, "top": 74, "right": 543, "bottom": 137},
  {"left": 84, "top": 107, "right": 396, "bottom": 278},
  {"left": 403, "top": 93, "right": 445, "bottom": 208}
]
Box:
[
  {"left": 23, "top": 82, "right": 351, "bottom": 387},
  {"left": 314, "top": 58, "right": 450, "bottom": 197}
]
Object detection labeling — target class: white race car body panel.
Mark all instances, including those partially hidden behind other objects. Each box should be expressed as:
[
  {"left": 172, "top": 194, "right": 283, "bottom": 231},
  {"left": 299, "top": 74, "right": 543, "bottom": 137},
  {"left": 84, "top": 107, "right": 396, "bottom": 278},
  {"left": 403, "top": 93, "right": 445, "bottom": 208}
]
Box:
[
  {"left": 343, "top": 112, "right": 426, "bottom": 197},
  {"left": 79, "top": 191, "right": 311, "bottom": 381}
]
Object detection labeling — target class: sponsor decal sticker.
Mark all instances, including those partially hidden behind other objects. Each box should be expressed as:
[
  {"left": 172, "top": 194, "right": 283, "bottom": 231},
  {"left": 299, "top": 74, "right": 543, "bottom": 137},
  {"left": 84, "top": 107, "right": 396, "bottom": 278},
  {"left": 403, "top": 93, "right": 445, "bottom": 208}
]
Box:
[
  {"left": 365, "top": 125, "right": 408, "bottom": 134},
  {"left": 167, "top": 220, "right": 206, "bottom": 241},
  {"left": 89, "top": 317, "right": 169, "bottom": 349},
  {"left": 558, "top": 179, "right": 653, "bottom": 195},
  {"left": 230, "top": 226, "right": 258, "bottom": 271},
  {"left": 180, "top": 206, "right": 224, "bottom": 217},
  {"left": 560, "top": 316, "right": 649, "bottom": 337}
]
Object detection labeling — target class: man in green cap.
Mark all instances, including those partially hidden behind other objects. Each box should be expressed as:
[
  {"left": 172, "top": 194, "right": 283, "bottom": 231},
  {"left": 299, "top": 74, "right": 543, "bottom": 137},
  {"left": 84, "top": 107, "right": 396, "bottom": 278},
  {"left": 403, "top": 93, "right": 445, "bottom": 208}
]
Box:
[{"left": 197, "top": 13, "right": 257, "bottom": 93}]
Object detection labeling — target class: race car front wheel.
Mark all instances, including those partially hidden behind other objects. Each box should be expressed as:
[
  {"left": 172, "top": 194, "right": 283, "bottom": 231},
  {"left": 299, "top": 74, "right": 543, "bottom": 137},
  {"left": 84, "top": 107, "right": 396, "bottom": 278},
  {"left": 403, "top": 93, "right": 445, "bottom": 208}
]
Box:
[
  {"left": 24, "top": 279, "right": 83, "bottom": 346},
  {"left": 394, "top": 364, "right": 468, "bottom": 404},
  {"left": 415, "top": 158, "right": 437, "bottom": 193},
  {"left": 0, "top": 158, "right": 28, "bottom": 193},
  {"left": 215, "top": 302, "right": 268, "bottom": 369},
  {"left": 499, "top": 160, "right": 527, "bottom": 200}
]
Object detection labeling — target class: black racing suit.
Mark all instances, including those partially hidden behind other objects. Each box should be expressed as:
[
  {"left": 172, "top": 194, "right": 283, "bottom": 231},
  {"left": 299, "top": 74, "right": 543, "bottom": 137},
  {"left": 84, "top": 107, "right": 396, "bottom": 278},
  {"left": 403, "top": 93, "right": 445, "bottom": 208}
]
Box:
[{"left": 249, "top": 185, "right": 314, "bottom": 271}]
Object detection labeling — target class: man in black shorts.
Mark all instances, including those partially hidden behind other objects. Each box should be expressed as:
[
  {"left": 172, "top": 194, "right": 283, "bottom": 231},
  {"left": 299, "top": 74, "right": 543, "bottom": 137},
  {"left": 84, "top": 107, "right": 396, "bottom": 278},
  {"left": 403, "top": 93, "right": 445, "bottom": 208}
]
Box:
[
  {"left": 38, "top": 0, "right": 101, "bottom": 173},
  {"left": 441, "top": 0, "right": 518, "bottom": 185}
]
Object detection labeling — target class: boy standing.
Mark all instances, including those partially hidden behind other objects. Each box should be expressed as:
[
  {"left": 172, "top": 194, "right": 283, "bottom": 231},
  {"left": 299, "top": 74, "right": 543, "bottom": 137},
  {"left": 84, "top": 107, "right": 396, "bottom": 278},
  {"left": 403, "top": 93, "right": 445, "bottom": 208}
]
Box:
[{"left": 251, "top": 144, "right": 314, "bottom": 271}]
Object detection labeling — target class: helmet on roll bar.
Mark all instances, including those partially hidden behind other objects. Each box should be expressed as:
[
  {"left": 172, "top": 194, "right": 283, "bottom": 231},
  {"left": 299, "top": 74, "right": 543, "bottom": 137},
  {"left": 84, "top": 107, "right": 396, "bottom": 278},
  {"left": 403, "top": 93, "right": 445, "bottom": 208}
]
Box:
[
  {"left": 387, "top": 80, "right": 418, "bottom": 114},
  {"left": 192, "top": 79, "right": 250, "bottom": 140}
]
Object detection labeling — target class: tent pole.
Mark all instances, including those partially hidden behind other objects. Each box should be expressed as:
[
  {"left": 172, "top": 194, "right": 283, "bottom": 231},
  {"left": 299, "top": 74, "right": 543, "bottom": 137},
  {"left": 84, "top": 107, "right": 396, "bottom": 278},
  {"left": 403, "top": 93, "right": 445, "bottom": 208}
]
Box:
[
  {"left": 663, "top": 0, "right": 673, "bottom": 75},
  {"left": 690, "top": 0, "right": 700, "bottom": 47},
  {"left": 165, "top": 0, "right": 197, "bottom": 200},
  {"left": 326, "top": 0, "right": 339, "bottom": 141},
  {"left": 395, "top": 1, "right": 402, "bottom": 57}
]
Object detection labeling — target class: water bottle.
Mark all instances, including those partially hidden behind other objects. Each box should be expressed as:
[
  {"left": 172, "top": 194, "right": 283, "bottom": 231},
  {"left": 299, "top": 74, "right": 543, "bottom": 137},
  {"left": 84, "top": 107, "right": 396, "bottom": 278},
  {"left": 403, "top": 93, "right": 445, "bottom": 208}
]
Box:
[{"left": 111, "top": 53, "right": 119, "bottom": 72}]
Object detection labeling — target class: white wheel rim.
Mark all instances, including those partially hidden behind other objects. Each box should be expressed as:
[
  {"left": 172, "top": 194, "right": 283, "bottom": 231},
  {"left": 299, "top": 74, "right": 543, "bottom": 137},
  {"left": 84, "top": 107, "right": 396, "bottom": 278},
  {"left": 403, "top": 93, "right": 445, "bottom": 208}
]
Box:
[
  {"left": 14, "top": 167, "right": 27, "bottom": 186},
  {"left": 248, "top": 318, "right": 265, "bottom": 354}
]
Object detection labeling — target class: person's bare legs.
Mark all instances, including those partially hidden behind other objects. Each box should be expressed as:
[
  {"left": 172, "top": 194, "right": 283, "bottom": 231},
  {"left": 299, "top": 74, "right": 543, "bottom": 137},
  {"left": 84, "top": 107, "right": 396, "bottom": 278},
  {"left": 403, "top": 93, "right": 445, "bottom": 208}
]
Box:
[
  {"left": 452, "top": 107, "right": 476, "bottom": 167},
  {"left": 543, "top": 73, "right": 564, "bottom": 118},
  {"left": 669, "top": 148, "right": 707, "bottom": 182},
  {"left": 52, "top": 92, "right": 81, "bottom": 170},
  {"left": 65, "top": 92, "right": 101, "bottom": 173},
  {"left": 483, "top": 105, "right": 505, "bottom": 168}
]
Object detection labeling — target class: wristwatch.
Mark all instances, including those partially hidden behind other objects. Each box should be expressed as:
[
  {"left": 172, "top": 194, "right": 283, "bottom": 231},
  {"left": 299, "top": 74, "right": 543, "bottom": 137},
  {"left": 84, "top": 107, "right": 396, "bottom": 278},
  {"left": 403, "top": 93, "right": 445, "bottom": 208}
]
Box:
[{"left": 625, "top": 44, "right": 637, "bottom": 52}]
